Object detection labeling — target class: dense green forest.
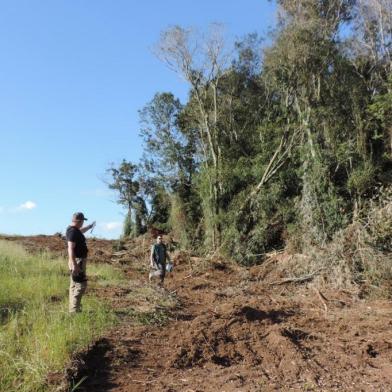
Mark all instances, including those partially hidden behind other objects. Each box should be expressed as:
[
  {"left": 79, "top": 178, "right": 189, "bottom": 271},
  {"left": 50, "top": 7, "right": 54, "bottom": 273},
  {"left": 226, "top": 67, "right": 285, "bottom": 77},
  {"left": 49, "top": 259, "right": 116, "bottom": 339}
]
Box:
[{"left": 108, "top": 0, "right": 392, "bottom": 265}]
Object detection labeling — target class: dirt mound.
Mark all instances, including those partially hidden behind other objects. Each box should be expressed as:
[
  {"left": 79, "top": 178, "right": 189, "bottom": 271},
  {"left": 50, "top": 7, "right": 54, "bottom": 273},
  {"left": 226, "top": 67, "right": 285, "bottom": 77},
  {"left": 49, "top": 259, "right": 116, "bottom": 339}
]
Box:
[
  {"left": 0, "top": 234, "right": 114, "bottom": 263},
  {"left": 171, "top": 302, "right": 300, "bottom": 372}
]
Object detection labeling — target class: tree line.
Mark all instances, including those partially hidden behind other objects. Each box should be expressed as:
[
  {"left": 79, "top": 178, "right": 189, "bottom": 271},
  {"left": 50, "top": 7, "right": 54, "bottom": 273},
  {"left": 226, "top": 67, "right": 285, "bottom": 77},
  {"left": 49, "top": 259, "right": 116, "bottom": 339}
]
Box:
[{"left": 108, "top": 0, "right": 392, "bottom": 264}]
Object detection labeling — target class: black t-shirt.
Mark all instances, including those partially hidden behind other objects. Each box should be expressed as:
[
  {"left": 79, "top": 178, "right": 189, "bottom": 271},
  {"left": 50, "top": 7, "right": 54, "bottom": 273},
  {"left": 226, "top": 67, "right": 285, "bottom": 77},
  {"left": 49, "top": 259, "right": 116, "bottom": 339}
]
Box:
[{"left": 66, "top": 226, "right": 88, "bottom": 258}]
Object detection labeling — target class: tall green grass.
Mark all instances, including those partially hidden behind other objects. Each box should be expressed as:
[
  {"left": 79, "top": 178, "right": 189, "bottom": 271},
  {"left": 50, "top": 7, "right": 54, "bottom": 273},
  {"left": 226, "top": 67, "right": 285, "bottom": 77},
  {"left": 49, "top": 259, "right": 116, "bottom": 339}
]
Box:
[{"left": 0, "top": 240, "right": 122, "bottom": 392}]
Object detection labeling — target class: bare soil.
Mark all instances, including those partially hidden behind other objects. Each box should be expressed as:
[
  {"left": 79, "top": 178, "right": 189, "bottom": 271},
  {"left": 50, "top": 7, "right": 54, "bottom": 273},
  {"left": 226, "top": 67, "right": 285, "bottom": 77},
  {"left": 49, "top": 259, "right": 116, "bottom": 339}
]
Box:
[
  {"left": 4, "top": 235, "right": 392, "bottom": 391},
  {"left": 0, "top": 234, "right": 114, "bottom": 264}
]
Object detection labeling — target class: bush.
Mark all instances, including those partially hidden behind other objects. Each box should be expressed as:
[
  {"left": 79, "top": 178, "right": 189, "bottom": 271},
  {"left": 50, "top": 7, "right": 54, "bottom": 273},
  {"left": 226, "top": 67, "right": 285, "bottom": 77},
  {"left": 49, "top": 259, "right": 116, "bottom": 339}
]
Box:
[
  {"left": 222, "top": 181, "right": 293, "bottom": 265},
  {"left": 347, "top": 162, "right": 377, "bottom": 196}
]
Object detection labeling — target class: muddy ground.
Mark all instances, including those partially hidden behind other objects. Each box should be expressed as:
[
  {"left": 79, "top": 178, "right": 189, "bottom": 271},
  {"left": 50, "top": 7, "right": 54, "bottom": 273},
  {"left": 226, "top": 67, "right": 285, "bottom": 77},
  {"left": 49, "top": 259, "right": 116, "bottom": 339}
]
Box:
[{"left": 4, "top": 235, "right": 392, "bottom": 391}]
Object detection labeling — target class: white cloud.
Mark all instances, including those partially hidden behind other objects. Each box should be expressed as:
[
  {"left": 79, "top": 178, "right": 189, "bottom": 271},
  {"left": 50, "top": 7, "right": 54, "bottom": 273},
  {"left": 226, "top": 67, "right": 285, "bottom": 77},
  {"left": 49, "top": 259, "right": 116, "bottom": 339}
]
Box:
[
  {"left": 0, "top": 201, "right": 37, "bottom": 214},
  {"left": 100, "top": 222, "right": 122, "bottom": 231},
  {"left": 18, "top": 201, "right": 37, "bottom": 211}
]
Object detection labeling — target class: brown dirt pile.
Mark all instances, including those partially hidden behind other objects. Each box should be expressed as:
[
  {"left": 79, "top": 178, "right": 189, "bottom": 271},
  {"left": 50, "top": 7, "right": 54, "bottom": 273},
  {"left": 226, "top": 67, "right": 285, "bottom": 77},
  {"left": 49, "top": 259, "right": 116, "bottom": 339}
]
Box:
[{"left": 0, "top": 234, "right": 113, "bottom": 263}]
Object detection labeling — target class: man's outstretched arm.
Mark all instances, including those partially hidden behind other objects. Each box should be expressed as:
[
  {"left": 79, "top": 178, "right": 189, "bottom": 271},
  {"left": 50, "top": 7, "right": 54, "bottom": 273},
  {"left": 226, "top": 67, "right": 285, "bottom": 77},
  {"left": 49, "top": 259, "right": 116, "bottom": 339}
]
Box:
[{"left": 80, "top": 221, "right": 96, "bottom": 234}]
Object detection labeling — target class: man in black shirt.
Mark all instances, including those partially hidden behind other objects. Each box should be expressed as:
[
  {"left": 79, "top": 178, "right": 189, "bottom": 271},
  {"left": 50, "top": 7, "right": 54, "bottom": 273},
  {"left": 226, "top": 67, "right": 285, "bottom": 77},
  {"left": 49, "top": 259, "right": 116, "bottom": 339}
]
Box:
[{"left": 66, "top": 212, "right": 95, "bottom": 313}]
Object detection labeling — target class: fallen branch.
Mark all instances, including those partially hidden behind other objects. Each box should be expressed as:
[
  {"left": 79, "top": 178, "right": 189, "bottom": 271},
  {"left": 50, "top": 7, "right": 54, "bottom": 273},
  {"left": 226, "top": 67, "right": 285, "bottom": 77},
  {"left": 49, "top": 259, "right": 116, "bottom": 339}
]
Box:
[
  {"left": 269, "top": 269, "right": 324, "bottom": 286},
  {"left": 313, "top": 288, "right": 328, "bottom": 313},
  {"left": 112, "top": 250, "right": 129, "bottom": 257},
  {"left": 257, "top": 257, "right": 281, "bottom": 280},
  {"left": 265, "top": 249, "right": 285, "bottom": 258},
  {"left": 201, "top": 331, "right": 216, "bottom": 355},
  {"left": 131, "top": 380, "right": 157, "bottom": 384}
]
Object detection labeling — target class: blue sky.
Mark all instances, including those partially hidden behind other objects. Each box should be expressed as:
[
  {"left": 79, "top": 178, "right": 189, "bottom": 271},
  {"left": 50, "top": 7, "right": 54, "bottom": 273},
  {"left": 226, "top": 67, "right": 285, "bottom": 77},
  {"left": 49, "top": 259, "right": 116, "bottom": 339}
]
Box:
[{"left": 0, "top": 0, "right": 277, "bottom": 239}]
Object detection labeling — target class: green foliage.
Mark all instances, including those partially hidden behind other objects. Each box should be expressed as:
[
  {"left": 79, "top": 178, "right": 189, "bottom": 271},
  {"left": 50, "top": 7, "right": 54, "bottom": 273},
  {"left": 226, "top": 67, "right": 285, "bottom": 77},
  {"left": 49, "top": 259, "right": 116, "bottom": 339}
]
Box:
[
  {"left": 139, "top": 92, "right": 195, "bottom": 184},
  {"left": 107, "top": 160, "right": 147, "bottom": 236},
  {"left": 168, "top": 194, "right": 194, "bottom": 249},
  {"left": 123, "top": 211, "right": 133, "bottom": 237},
  {"left": 132, "top": 308, "right": 171, "bottom": 326},
  {"left": 222, "top": 176, "right": 298, "bottom": 265},
  {"left": 368, "top": 76, "right": 392, "bottom": 159},
  {"left": 115, "top": 3, "right": 392, "bottom": 262},
  {"left": 148, "top": 185, "right": 172, "bottom": 231},
  {"left": 137, "top": 92, "right": 201, "bottom": 236},
  {"left": 196, "top": 166, "right": 218, "bottom": 250},
  {"left": 347, "top": 162, "right": 377, "bottom": 195},
  {"left": 107, "top": 160, "right": 139, "bottom": 210},
  {"left": 369, "top": 80, "right": 392, "bottom": 129},
  {"left": 300, "top": 157, "right": 348, "bottom": 246}
]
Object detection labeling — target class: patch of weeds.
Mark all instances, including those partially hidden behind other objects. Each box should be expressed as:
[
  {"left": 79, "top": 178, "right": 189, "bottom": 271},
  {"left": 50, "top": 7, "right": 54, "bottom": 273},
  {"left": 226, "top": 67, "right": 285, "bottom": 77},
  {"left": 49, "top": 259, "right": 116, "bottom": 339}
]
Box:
[
  {"left": 156, "top": 289, "right": 178, "bottom": 308},
  {"left": 134, "top": 265, "right": 148, "bottom": 274},
  {"left": 133, "top": 308, "right": 171, "bottom": 326},
  {"left": 114, "top": 307, "right": 138, "bottom": 318},
  {"left": 302, "top": 382, "right": 317, "bottom": 391}
]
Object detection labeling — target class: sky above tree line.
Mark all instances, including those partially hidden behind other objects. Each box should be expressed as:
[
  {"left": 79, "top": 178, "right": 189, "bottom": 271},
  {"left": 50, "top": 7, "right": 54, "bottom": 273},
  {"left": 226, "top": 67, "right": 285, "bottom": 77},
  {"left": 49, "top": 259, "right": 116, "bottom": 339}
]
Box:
[{"left": 0, "top": 0, "right": 277, "bottom": 238}]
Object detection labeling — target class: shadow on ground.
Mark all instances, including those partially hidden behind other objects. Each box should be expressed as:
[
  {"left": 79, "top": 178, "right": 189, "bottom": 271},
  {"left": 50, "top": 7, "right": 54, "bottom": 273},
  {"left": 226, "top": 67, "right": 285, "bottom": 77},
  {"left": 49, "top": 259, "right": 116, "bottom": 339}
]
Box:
[{"left": 69, "top": 337, "right": 141, "bottom": 392}]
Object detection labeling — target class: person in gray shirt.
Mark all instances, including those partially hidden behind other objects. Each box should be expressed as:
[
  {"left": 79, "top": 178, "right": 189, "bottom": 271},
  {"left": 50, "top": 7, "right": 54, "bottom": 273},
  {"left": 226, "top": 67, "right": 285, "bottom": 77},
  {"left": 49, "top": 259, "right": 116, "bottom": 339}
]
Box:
[{"left": 149, "top": 234, "right": 171, "bottom": 286}]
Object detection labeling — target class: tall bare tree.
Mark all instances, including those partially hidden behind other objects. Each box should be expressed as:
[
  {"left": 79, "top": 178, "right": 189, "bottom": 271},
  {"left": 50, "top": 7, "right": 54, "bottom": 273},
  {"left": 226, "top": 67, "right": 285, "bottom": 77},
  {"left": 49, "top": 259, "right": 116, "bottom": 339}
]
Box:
[{"left": 155, "top": 24, "right": 230, "bottom": 248}]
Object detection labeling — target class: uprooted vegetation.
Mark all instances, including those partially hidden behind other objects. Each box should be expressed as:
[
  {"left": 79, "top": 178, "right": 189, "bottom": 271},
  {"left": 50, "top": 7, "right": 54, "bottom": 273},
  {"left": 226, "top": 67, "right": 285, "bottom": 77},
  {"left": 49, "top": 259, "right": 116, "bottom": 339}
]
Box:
[{"left": 271, "top": 188, "right": 392, "bottom": 297}]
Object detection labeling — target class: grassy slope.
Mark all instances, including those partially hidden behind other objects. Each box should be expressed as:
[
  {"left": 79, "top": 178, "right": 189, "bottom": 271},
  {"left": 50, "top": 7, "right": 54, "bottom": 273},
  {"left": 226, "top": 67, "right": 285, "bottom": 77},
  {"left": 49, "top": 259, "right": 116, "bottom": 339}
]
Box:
[{"left": 0, "top": 240, "right": 124, "bottom": 392}]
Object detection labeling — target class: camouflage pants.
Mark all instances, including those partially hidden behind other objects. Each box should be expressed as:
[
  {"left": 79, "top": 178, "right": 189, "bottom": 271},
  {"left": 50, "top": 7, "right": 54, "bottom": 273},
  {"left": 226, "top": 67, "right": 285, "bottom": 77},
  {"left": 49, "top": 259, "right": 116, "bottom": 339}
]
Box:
[{"left": 69, "top": 258, "right": 87, "bottom": 313}]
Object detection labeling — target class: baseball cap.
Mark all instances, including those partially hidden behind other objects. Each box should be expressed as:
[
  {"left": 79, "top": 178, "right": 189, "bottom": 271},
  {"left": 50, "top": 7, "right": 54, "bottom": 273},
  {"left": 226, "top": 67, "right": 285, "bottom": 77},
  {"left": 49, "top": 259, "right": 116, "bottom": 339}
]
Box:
[{"left": 72, "top": 212, "right": 88, "bottom": 221}]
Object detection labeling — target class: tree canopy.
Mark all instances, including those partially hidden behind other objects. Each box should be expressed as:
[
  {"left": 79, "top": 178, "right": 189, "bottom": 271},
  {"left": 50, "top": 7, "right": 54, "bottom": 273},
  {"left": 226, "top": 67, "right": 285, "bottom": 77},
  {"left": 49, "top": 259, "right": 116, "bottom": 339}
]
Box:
[{"left": 108, "top": 0, "right": 392, "bottom": 263}]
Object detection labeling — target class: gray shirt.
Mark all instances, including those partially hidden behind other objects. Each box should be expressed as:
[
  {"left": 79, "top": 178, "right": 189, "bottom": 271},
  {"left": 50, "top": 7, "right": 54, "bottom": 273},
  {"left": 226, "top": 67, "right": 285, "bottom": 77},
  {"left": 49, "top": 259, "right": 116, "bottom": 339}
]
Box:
[{"left": 151, "top": 243, "right": 168, "bottom": 265}]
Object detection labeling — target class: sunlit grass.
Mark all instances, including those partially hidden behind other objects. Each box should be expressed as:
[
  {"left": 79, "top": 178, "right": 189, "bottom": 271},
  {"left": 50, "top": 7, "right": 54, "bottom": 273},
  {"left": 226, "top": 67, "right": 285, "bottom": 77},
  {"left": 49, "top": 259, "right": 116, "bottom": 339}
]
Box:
[
  {"left": 88, "top": 262, "right": 124, "bottom": 287},
  {"left": 0, "top": 240, "right": 122, "bottom": 392}
]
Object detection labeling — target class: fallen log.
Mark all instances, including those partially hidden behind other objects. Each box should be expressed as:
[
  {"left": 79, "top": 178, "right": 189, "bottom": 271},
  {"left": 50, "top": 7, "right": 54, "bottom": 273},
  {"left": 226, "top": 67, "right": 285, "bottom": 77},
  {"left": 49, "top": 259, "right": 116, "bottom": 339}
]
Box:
[{"left": 269, "top": 268, "right": 325, "bottom": 286}]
